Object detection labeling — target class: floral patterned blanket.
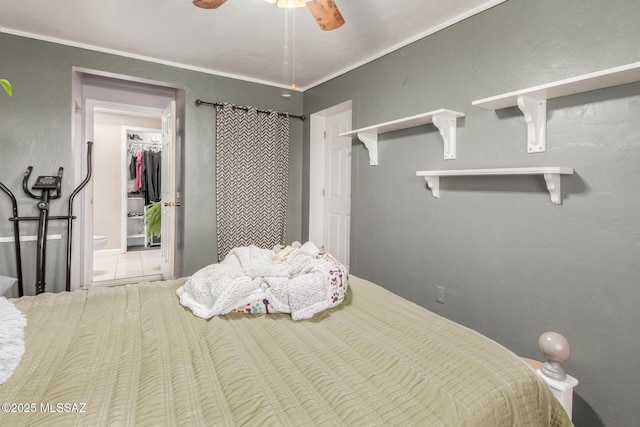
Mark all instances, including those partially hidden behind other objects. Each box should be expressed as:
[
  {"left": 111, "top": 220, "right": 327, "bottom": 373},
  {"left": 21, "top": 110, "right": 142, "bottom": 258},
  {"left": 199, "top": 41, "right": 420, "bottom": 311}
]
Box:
[{"left": 176, "top": 242, "right": 348, "bottom": 320}]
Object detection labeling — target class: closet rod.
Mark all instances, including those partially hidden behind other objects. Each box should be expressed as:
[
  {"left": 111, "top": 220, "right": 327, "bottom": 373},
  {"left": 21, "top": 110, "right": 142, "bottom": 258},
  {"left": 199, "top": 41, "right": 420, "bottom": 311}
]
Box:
[
  {"left": 127, "top": 140, "right": 161, "bottom": 145},
  {"left": 195, "top": 99, "right": 306, "bottom": 121}
]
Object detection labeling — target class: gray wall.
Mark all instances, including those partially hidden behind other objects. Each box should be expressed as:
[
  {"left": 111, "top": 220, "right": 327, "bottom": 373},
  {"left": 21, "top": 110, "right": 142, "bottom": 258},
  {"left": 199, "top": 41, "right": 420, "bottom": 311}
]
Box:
[
  {"left": 0, "top": 33, "right": 304, "bottom": 293},
  {"left": 1, "top": 0, "right": 639, "bottom": 425},
  {"left": 303, "top": 1, "right": 639, "bottom": 426}
]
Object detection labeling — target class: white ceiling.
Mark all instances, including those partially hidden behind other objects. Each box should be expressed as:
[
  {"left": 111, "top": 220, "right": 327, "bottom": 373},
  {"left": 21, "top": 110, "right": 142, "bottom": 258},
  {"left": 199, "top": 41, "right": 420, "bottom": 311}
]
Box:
[{"left": 0, "top": 0, "right": 506, "bottom": 91}]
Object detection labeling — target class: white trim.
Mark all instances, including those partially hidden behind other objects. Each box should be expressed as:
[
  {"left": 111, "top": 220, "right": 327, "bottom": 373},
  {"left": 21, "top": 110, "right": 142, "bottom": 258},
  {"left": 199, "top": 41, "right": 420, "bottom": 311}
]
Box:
[
  {"left": 0, "top": 234, "right": 62, "bottom": 243},
  {"left": 4, "top": 0, "right": 506, "bottom": 92},
  {"left": 3, "top": 29, "right": 294, "bottom": 90},
  {"left": 308, "top": 100, "right": 352, "bottom": 247},
  {"left": 81, "top": 100, "right": 96, "bottom": 288},
  {"left": 73, "top": 67, "right": 185, "bottom": 91},
  {"left": 308, "top": 114, "right": 326, "bottom": 246},
  {"left": 80, "top": 97, "right": 166, "bottom": 289},
  {"left": 88, "top": 101, "right": 165, "bottom": 118}
]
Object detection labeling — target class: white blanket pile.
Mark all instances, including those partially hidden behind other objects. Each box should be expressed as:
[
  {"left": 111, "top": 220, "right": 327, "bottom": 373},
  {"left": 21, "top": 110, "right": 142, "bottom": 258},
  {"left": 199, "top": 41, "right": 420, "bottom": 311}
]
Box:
[
  {"left": 177, "top": 241, "right": 333, "bottom": 320},
  {"left": 0, "top": 296, "right": 26, "bottom": 385}
]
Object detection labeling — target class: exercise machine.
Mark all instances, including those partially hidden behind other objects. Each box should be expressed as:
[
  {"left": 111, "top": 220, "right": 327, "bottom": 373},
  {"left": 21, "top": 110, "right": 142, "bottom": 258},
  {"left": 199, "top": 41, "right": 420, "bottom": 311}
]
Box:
[{"left": 0, "top": 141, "right": 93, "bottom": 295}]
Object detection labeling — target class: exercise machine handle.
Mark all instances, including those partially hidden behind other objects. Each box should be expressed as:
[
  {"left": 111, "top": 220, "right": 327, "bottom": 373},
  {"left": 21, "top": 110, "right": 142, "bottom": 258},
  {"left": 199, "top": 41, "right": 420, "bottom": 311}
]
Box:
[
  {"left": 68, "top": 143, "right": 92, "bottom": 210},
  {"left": 50, "top": 167, "right": 64, "bottom": 200},
  {"left": 22, "top": 166, "right": 38, "bottom": 199},
  {"left": 0, "top": 179, "right": 24, "bottom": 297}
]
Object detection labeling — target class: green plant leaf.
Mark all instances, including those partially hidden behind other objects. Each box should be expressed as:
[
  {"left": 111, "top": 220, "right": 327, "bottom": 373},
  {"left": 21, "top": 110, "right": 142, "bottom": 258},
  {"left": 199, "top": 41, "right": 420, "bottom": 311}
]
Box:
[
  {"left": 144, "top": 202, "right": 162, "bottom": 238},
  {"left": 1, "top": 79, "right": 12, "bottom": 97}
]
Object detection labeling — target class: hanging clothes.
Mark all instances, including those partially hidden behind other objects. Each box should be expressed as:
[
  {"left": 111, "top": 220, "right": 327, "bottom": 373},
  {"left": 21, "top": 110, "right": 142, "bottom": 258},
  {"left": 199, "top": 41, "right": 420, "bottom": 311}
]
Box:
[
  {"left": 127, "top": 138, "right": 162, "bottom": 202},
  {"left": 129, "top": 155, "right": 136, "bottom": 180},
  {"left": 142, "top": 151, "right": 161, "bottom": 204},
  {"left": 135, "top": 151, "right": 143, "bottom": 192}
]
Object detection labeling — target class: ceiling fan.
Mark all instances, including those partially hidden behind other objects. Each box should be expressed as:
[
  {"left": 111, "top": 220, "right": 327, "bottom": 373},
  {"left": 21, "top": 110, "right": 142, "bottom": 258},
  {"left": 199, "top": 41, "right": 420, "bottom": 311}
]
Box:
[{"left": 192, "top": 0, "right": 345, "bottom": 31}]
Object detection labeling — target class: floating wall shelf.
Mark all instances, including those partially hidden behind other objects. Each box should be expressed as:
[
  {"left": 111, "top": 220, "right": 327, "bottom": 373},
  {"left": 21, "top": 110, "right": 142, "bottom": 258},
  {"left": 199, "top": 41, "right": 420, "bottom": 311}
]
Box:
[
  {"left": 472, "top": 61, "right": 640, "bottom": 154},
  {"left": 416, "top": 167, "right": 574, "bottom": 205},
  {"left": 339, "top": 109, "right": 465, "bottom": 165}
]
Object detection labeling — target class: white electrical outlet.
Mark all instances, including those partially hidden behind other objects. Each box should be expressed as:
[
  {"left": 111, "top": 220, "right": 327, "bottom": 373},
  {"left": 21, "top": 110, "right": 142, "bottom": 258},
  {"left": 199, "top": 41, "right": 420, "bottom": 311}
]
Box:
[{"left": 436, "top": 286, "right": 445, "bottom": 304}]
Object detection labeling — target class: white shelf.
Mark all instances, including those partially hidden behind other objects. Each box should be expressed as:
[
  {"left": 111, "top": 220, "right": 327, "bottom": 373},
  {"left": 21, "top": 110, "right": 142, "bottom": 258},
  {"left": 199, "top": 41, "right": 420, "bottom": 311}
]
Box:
[
  {"left": 416, "top": 167, "right": 574, "bottom": 205},
  {"left": 472, "top": 62, "right": 640, "bottom": 110},
  {"left": 339, "top": 109, "right": 465, "bottom": 165},
  {"left": 472, "top": 62, "right": 640, "bottom": 154},
  {"left": 126, "top": 197, "right": 150, "bottom": 247}
]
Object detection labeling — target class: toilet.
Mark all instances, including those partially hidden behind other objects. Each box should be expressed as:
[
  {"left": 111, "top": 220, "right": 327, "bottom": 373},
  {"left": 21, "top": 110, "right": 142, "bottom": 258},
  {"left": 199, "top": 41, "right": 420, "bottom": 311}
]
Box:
[{"left": 93, "top": 235, "right": 108, "bottom": 250}]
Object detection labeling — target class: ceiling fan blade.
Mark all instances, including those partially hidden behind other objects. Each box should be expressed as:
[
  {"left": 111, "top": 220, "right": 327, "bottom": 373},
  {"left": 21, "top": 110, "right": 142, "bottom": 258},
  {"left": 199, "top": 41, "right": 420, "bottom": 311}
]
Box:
[
  {"left": 192, "top": 0, "right": 228, "bottom": 9},
  {"left": 306, "top": 0, "right": 345, "bottom": 31}
]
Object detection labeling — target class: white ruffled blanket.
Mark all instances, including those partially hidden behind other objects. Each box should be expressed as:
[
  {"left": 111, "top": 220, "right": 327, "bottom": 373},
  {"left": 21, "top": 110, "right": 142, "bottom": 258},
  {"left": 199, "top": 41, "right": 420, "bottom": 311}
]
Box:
[
  {"left": 0, "top": 297, "right": 26, "bottom": 385},
  {"left": 177, "top": 242, "right": 334, "bottom": 320}
]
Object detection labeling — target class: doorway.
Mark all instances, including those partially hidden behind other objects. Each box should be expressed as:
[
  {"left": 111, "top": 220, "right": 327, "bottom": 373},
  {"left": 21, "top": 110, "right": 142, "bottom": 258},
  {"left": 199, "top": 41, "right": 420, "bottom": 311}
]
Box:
[
  {"left": 71, "top": 68, "right": 184, "bottom": 290},
  {"left": 309, "top": 100, "right": 352, "bottom": 270},
  {"left": 91, "top": 114, "right": 163, "bottom": 283}
]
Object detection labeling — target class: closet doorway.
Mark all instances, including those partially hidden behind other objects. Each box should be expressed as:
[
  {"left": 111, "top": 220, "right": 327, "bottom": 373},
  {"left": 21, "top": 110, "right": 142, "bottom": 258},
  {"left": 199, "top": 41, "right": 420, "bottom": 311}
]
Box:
[{"left": 91, "top": 111, "right": 163, "bottom": 283}]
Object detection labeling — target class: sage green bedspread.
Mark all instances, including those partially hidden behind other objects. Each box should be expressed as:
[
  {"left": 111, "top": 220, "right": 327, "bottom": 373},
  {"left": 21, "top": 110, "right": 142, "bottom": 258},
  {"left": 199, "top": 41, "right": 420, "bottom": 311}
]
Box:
[{"left": 1, "top": 275, "right": 571, "bottom": 426}]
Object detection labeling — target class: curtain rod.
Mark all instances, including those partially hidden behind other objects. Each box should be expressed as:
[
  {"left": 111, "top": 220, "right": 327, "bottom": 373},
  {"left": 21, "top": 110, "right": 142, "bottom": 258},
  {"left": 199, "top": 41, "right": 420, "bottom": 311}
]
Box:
[{"left": 195, "top": 99, "right": 306, "bottom": 121}]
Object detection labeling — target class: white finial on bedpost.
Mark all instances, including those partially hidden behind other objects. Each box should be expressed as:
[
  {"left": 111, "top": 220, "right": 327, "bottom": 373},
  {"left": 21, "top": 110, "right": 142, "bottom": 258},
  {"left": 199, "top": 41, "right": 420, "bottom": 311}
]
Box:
[{"left": 539, "top": 331, "right": 571, "bottom": 381}]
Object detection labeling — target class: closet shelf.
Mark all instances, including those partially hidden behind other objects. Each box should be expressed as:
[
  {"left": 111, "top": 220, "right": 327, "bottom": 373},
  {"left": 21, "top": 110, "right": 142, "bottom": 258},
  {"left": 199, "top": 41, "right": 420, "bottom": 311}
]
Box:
[
  {"left": 416, "top": 167, "right": 574, "bottom": 205},
  {"left": 472, "top": 61, "right": 640, "bottom": 154},
  {"left": 339, "top": 109, "right": 465, "bottom": 165}
]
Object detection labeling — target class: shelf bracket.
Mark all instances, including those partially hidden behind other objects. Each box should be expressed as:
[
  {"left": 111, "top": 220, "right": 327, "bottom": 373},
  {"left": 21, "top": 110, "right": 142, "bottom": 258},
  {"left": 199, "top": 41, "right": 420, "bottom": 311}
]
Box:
[
  {"left": 356, "top": 131, "right": 379, "bottom": 166},
  {"left": 432, "top": 112, "right": 459, "bottom": 160},
  {"left": 517, "top": 95, "right": 547, "bottom": 154},
  {"left": 543, "top": 173, "right": 563, "bottom": 205},
  {"left": 423, "top": 176, "right": 440, "bottom": 198}
]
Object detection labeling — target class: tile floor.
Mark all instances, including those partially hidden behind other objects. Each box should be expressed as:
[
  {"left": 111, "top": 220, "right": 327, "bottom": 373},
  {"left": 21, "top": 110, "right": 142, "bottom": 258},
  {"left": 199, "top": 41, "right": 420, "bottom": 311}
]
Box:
[{"left": 93, "top": 248, "right": 161, "bottom": 282}]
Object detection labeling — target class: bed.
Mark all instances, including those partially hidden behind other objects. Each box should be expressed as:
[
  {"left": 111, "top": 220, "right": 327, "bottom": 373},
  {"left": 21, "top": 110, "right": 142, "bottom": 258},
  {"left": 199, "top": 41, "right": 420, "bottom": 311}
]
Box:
[{"left": 0, "top": 275, "right": 571, "bottom": 426}]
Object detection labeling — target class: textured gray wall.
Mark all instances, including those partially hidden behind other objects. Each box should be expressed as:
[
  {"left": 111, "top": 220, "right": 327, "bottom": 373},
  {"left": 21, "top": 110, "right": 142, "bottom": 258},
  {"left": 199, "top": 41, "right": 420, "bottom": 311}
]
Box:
[
  {"left": 1, "top": 1, "right": 639, "bottom": 424},
  {"left": 303, "top": 1, "right": 639, "bottom": 426},
  {"left": 0, "top": 33, "right": 303, "bottom": 293}
]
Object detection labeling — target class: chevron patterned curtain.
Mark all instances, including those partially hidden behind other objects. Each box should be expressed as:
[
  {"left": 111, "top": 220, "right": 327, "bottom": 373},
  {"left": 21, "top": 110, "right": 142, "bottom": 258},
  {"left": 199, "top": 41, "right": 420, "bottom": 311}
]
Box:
[{"left": 215, "top": 103, "right": 290, "bottom": 261}]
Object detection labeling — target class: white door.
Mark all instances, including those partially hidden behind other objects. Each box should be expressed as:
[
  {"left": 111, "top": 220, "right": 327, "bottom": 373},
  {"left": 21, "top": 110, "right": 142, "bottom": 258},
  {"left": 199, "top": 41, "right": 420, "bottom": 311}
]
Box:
[
  {"left": 160, "top": 101, "right": 176, "bottom": 279},
  {"left": 323, "top": 111, "right": 351, "bottom": 270}
]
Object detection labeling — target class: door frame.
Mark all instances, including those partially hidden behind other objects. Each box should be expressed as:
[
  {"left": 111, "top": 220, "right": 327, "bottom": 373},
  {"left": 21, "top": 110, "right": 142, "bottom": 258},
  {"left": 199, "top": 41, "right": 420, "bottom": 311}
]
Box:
[
  {"left": 83, "top": 101, "right": 165, "bottom": 286},
  {"left": 71, "top": 67, "right": 184, "bottom": 289},
  {"left": 160, "top": 101, "right": 177, "bottom": 279},
  {"left": 308, "top": 100, "right": 352, "bottom": 248}
]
